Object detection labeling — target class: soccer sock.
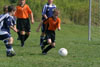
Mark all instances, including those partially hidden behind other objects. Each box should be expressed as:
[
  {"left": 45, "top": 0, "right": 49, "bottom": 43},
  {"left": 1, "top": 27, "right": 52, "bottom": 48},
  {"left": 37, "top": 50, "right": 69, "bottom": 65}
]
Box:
[
  {"left": 42, "top": 45, "right": 53, "bottom": 53},
  {"left": 17, "top": 32, "right": 20, "bottom": 39},
  {"left": 43, "top": 41, "right": 48, "bottom": 47},
  {"left": 24, "top": 34, "right": 29, "bottom": 41},
  {"left": 41, "top": 41, "right": 48, "bottom": 50},
  {"left": 3, "top": 40, "right": 15, "bottom": 52},
  {"left": 3, "top": 39, "right": 8, "bottom": 44},
  {"left": 40, "top": 36, "right": 45, "bottom": 46},
  {"left": 20, "top": 35, "right": 25, "bottom": 47},
  {"left": 5, "top": 44, "right": 13, "bottom": 52}
]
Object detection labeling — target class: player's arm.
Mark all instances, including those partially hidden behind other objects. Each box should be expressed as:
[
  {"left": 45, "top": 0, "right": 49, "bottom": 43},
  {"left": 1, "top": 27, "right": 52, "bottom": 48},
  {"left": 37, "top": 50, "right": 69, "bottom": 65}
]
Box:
[
  {"left": 12, "top": 16, "right": 17, "bottom": 27},
  {"left": 42, "top": 5, "right": 48, "bottom": 20},
  {"left": 36, "top": 19, "right": 48, "bottom": 32},
  {"left": 43, "top": 14, "right": 48, "bottom": 20},
  {"left": 7, "top": 18, "right": 18, "bottom": 32},
  {"left": 36, "top": 21, "right": 43, "bottom": 32},
  {"left": 30, "top": 12, "right": 34, "bottom": 24},
  {"left": 36, "top": 5, "right": 48, "bottom": 32},
  {"left": 10, "top": 26, "right": 18, "bottom": 32},
  {"left": 10, "top": 21, "right": 17, "bottom": 32},
  {"left": 27, "top": 5, "right": 34, "bottom": 24},
  {"left": 58, "top": 26, "right": 61, "bottom": 31},
  {"left": 57, "top": 18, "right": 61, "bottom": 31}
]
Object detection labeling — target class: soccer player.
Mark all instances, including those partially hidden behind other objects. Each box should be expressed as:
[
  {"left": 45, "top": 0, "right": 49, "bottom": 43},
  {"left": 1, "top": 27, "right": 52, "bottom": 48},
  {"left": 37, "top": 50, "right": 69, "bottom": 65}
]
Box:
[
  {"left": 36, "top": 0, "right": 56, "bottom": 48},
  {"left": 15, "top": 0, "right": 34, "bottom": 47},
  {"left": 0, "top": 5, "right": 18, "bottom": 57},
  {"left": 3, "top": 5, "right": 8, "bottom": 14},
  {"left": 42, "top": 9, "right": 61, "bottom": 55}
]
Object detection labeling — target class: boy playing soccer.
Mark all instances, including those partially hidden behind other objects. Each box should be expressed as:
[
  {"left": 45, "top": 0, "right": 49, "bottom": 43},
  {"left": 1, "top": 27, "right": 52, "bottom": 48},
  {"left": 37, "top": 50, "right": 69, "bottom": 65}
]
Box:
[
  {"left": 36, "top": 0, "right": 56, "bottom": 48},
  {"left": 15, "top": 0, "right": 34, "bottom": 47},
  {"left": 42, "top": 9, "right": 61, "bottom": 55},
  {"left": 0, "top": 5, "right": 18, "bottom": 57}
]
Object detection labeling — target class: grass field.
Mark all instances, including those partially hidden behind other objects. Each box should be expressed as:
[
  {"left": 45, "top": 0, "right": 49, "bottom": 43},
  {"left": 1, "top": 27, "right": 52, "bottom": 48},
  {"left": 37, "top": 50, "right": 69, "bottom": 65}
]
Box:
[{"left": 0, "top": 22, "right": 100, "bottom": 67}]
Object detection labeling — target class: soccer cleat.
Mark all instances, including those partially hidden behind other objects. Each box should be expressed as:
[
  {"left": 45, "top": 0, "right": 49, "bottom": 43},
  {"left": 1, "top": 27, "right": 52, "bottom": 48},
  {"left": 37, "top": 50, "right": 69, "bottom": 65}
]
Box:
[
  {"left": 42, "top": 52, "right": 47, "bottom": 55},
  {"left": 42, "top": 50, "right": 47, "bottom": 55},
  {"left": 21, "top": 43, "right": 24, "bottom": 47},
  {"left": 7, "top": 51, "right": 16, "bottom": 57}
]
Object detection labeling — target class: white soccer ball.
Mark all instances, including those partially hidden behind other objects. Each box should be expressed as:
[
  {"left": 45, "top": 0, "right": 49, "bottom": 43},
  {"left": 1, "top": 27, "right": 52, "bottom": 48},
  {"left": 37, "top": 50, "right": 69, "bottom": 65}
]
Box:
[{"left": 58, "top": 48, "right": 68, "bottom": 56}]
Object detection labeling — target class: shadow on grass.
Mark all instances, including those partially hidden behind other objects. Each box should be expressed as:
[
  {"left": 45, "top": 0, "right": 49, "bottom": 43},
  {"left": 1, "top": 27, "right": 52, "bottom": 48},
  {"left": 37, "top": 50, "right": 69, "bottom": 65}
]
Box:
[
  {"left": 29, "top": 52, "right": 48, "bottom": 56},
  {"left": 13, "top": 44, "right": 40, "bottom": 47}
]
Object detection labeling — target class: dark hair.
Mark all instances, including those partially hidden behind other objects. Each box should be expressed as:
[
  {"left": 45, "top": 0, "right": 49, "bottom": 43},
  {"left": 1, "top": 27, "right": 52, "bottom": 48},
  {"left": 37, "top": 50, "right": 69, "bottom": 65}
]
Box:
[
  {"left": 8, "top": 5, "right": 16, "bottom": 12},
  {"left": 3, "top": 5, "right": 8, "bottom": 12},
  {"left": 53, "top": 8, "right": 60, "bottom": 14}
]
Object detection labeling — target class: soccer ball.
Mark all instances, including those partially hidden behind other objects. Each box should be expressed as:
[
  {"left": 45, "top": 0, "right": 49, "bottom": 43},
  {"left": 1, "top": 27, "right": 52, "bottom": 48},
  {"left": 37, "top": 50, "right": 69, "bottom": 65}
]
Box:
[{"left": 58, "top": 48, "right": 68, "bottom": 56}]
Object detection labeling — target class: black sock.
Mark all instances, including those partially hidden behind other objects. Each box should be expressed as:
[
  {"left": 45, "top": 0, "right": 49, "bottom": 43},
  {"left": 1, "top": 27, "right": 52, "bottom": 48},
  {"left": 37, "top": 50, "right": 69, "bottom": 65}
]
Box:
[
  {"left": 20, "top": 35, "right": 25, "bottom": 46},
  {"left": 17, "top": 32, "right": 20, "bottom": 39},
  {"left": 5, "top": 44, "right": 12, "bottom": 49},
  {"left": 43, "top": 45, "right": 53, "bottom": 53},
  {"left": 41, "top": 41, "right": 48, "bottom": 50},
  {"left": 40, "top": 36, "right": 45, "bottom": 46},
  {"left": 43, "top": 41, "right": 48, "bottom": 47},
  {"left": 24, "top": 34, "right": 29, "bottom": 41}
]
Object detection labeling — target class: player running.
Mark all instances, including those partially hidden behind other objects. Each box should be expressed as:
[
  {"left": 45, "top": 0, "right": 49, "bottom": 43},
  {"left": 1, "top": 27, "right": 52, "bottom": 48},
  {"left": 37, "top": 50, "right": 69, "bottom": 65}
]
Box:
[
  {"left": 42, "top": 9, "right": 61, "bottom": 55},
  {"left": 36, "top": 0, "right": 56, "bottom": 49},
  {"left": 0, "top": 5, "right": 18, "bottom": 57},
  {"left": 15, "top": 0, "right": 34, "bottom": 47}
]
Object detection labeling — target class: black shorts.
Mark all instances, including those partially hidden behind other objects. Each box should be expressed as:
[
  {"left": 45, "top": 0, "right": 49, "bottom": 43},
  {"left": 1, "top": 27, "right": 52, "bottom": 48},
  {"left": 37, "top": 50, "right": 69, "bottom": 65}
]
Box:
[
  {"left": 17, "top": 18, "right": 30, "bottom": 32},
  {"left": 46, "top": 30, "right": 55, "bottom": 43}
]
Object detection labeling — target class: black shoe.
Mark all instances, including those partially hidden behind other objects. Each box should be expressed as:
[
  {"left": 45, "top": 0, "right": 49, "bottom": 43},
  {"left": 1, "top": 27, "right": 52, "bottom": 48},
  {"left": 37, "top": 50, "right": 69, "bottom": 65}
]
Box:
[
  {"left": 7, "top": 51, "right": 16, "bottom": 57},
  {"left": 21, "top": 43, "right": 24, "bottom": 47},
  {"left": 42, "top": 52, "right": 47, "bottom": 55},
  {"left": 42, "top": 50, "right": 47, "bottom": 55},
  {"left": 21, "top": 44, "right": 24, "bottom": 47}
]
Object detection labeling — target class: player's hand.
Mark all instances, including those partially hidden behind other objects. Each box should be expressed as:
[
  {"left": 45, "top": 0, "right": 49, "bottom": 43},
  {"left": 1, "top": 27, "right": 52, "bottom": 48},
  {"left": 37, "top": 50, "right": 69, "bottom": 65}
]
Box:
[
  {"left": 58, "top": 27, "right": 61, "bottom": 31},
  {"left": 31, "top": 19, "right": 34, "bottom": 24},
  {"left": 14, "top": 28, "right": 18, "bottom": 32}
]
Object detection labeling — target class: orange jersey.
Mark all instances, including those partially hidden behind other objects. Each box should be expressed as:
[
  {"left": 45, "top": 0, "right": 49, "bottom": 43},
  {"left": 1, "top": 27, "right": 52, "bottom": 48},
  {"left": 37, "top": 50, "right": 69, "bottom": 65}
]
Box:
[
  {"left": 15, "top": 4, "right": 32, "bottom": 19},
  {"left": 44, "top": 17, "right": 61, "bottom": 31}
]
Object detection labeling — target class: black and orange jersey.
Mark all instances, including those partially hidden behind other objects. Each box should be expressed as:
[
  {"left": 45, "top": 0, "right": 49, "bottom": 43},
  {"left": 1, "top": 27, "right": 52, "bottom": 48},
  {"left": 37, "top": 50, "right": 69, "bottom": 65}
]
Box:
[
  {"left": 44, "top": 17, "right": 61, "bottom": 31},
  {"left": 15, "top": 4, "right": 32, "bottom": 19}
]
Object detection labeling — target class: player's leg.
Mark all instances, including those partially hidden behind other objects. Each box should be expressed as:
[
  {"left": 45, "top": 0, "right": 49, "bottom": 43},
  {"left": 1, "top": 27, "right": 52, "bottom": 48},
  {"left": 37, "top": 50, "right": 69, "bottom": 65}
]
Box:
[
  {"left": 24, "top": 19, "right": 31, "bottom": 41},
  {"left": 42, "top": 38, "right": 52, "bottom": 54},
  {"left": 18, "top": 19, "right": 26, "bottom": 47},
  {"left": 24, "top": 32, "right": 30, "bottom": 41},
  {"left": 42, "top": 31, "right": 55, "bottom": 54},
  {"left": 41, "top": 39, "right": 48, "bottom": 50},
  {"left": 20, "top": 31, "right": 25, "bottom": 47},
  {"left": 40, "top": 23, "right": 46, "bottom": 46},
  {"left": 3, "top": 35, "right": 16, "bottom": 57},
  {"left": 40, "top": 32, "right": 45, "bottom": 46},
  {"left": 17, "top": 31, "right": 20, "bottom": 40}
]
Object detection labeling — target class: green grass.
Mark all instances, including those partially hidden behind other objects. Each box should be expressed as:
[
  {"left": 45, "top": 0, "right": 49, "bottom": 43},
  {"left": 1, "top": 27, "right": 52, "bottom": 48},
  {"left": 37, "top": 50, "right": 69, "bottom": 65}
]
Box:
[{"left": 0, "top": 23, "right": 100, "bottom": 67}]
